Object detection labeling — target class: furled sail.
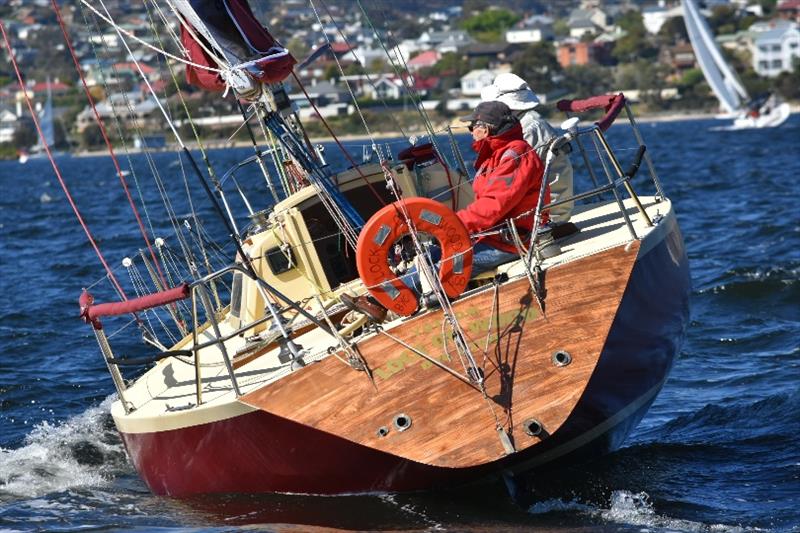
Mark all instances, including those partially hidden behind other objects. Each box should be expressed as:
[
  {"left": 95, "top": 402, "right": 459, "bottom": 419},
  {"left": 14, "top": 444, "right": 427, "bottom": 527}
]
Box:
[
  {"left": 681, "top": 0, "right": 749, "bottom": 114},
  {"left": 171, "top": 0, "right": 296, "bottom": 93}
]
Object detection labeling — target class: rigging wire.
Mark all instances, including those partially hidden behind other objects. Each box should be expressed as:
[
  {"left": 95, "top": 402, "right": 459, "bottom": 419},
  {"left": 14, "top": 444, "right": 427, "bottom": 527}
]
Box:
[
  {"left": 51, "top": 0, "right": 170, "bottom": 292},
  {"left": 79, "top": 0, "right": 223, "bottom": 73},
  {"left": 313, "top": 0, "right": 409, "bottom": 140},
  {"left": 355, "top": 0, "right": 444, "bottom": 157},
  {"left": 0, "top": 20, "right": 128, "bottom": 300}
]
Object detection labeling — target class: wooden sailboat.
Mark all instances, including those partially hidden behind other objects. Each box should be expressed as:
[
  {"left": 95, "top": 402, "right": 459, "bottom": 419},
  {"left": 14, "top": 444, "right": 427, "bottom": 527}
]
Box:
[{"left": 27, "top": 1, "right": 690, "bottom": 496}]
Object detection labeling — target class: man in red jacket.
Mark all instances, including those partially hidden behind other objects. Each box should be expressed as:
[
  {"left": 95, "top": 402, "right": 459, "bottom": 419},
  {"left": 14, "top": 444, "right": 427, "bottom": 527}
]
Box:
[
  {"left": 342, "top": 101, "right": 557, "bottom": 321},
  {"left": 457, "top": 100, "right": 557, "bottom": 276}
]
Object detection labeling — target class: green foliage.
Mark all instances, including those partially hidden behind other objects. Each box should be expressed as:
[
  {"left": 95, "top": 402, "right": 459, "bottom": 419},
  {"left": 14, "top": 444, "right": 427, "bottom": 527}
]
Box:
[
  {"left": 511, "top": 42, "right": 561, "bottom": 94},
  {"left": 553, "top": 19, "right": 570, "bottom": 37},
  {"left": 12, "top": 120, "right": 38, "bottom": 149},
  {"left": 679, "top": 68, "right": 705, "bottom": 89},
  {"left": 460, "top": 9, "right": 520, "bottom": 43},
  {"left": 425, "top": 52, "right": 470, "bottom": 78},
  {"left": 773, "top": 58, "right": 800, "bottom": 100},
  {"left": 616, "top": 10, "right": 646, "bottom": 34},
  {"left": 657, "top": 16, "right": 688, "bottom": 46},
  {"left": 80, "top": 124, "right": 104, "bottom": 149},
  {"left": 612, "top": 10, "right": 657, "bottom": 63},
  {"left": 758, "top": 0, "right": 778, "bottom": 16},
  {"left": 616, "top": 60, "right": 669, "bottom": 104},
  {"left": 562, "top": 64, "right": 612, "bottom": 98}
]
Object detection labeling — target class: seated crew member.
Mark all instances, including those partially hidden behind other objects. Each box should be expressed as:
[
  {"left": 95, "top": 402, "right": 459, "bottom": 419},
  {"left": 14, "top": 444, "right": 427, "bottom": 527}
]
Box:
[
  {"left": 481, "top": 73, "right": 574, "bottom": 226},
  {"left": 341, "top": 101, "right": 558, "bottom": 322}
]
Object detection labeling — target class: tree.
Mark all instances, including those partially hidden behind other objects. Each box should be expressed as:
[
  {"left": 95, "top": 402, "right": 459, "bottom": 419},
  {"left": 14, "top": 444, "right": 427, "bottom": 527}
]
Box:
[
  {"left": 616, "top": 60, "right": 670, "bottom": 106},
  {"left": 657, "top": 16, "right": 688, "bottom": 46},
  {"left": 460, "top": 8, "right": 520, "bottom": 43},
  {"left": 553, "top": 19, "right": 570, "bottom": 37},
  {"left": 612, "top": 10, "right": 657, "bottom": 63},
  {"left": 773, "top": 58, "right": 800, "bottom": 100},
  {"left": 511, "top": 42, "right": 562, "bottom": 94},
  {"left": 12, "top": 119, "right": 38, "bottom": 150},
  {"left": 562, "top": 64, "right": 612, "bottom": 98}
]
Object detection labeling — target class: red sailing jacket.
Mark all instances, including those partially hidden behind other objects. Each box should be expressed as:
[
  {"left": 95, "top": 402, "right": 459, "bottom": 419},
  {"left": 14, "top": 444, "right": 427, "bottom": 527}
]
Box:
[{"left": 457, "top": 123, "right": 550, "bottom": 253}]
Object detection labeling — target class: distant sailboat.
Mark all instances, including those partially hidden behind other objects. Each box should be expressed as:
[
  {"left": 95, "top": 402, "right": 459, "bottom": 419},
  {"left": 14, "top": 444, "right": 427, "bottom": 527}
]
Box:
[
  {"left": 20, "top": 79, "right": 57, "bottom": 163},
  {"left": 681, "top": 0, "right": 790, "bottom": 129}
]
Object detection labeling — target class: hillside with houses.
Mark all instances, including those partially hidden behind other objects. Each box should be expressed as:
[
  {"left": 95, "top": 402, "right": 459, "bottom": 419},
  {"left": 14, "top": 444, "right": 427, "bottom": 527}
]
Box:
[{"left": 0, "top": 0, "right": 798, "bottom": 156}]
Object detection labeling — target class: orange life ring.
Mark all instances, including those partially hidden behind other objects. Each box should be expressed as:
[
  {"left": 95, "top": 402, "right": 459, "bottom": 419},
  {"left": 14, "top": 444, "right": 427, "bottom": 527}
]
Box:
[{"left": 356, "top": 197, "right": 473, "bottom": 316}]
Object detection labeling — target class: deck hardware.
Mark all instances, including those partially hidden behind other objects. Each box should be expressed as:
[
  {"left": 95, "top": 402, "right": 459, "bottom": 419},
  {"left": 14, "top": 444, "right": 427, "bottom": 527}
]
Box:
[
  {"left": 393, "top": 413, "right": 412, "bottom": 432},
  {"left": 376, "top": 426, "right": 389, "bottom": 437},
  {"left": 498, "top": 427, "right": 516, "bottom": 454},
  {"left": 523, "top": 418, "right": 544, "bottom": 437},
  {"left": 552, "top": 350, "right": 572, "bottom": 367}
]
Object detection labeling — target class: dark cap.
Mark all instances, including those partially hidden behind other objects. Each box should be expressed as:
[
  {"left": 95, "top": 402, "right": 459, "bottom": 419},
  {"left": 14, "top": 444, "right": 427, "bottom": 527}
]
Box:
[{"left": 460, "top": 100, "right": 513, "bottom": 127}]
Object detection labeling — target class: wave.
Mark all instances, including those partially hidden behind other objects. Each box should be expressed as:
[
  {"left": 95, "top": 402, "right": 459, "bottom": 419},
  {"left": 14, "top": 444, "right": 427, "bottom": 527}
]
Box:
[
  {"left": 0, "top": 398, "right": 130, "bottom": 500},
  {"left": 695, "top": 264, "right": 800, "bottom": 300},
  {"left": 654, "top": 391, "right": 800, "bottom": 444},
  {"left": 528, "top": 490, "right": 752, "bottom": 532}
]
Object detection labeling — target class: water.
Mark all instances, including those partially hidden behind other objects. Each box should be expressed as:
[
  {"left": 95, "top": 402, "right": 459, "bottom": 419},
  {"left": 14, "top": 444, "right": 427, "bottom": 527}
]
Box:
[{"left": 1, "top": 116, "right": 798, "bottom": 531}]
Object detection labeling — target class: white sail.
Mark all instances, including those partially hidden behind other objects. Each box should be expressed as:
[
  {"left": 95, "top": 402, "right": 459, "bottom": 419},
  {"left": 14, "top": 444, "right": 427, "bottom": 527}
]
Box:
[
  {"left": 33, "top": 81, "right": 55, "bottom": 152},
  {"left": 681, "top": 0, "right": 749, "bottom": 114}
]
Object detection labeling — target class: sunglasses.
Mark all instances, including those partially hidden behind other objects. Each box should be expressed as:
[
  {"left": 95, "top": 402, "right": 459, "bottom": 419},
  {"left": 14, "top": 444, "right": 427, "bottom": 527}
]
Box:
[{"left": 468, "top": 121, "right": 490, "bottom": 132}]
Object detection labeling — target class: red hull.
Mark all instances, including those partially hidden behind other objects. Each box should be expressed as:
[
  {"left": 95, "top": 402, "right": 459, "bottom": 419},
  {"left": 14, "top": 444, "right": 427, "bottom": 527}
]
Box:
[{"left": 120, "top": 408, "right": 469, "bottom": 496}]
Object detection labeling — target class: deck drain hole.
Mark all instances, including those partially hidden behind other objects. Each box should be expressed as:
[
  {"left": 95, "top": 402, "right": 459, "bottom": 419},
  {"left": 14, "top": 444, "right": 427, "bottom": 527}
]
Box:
[
  {"left": 393, "top": 413, "right": 412, "bottom": 432},
  {"left": 376, "top": 426, "right": 389, "bottom": 437},
  {"left": 523, "top": 418, "right": 543, "bottom": 437},
  {"left": 552, "top": 350, "right": 572, "bottom": 367}
]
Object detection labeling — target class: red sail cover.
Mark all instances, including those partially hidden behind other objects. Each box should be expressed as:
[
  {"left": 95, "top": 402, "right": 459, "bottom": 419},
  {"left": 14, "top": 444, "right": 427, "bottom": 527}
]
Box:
[{"left": 182, "top": 0, "right": 296, "bottom": 91}]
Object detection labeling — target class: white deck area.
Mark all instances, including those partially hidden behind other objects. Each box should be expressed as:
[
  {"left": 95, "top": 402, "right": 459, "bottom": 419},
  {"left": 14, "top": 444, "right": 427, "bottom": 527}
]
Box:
[{"left": 112, "top": 195, "right": 676, "bottom": 433}]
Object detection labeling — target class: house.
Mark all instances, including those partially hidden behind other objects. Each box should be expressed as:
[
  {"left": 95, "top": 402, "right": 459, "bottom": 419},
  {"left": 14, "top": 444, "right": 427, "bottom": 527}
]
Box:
[
  {"left": 363, "top": 75, "right": 406, "bottom": 100},
  {"left": 751, "top": 20, "right": 800, "bottom": 76},
  {"left": 642, "top": 3, "right": 684, "bottom": 35},
  {"left": 777, "top": 0, "right": 800, "bottom": 22},
  {"left": 462, "top": 43, "right": 522, "bottom": 69},
  {"left": 567, "top": 8, "right": 612, "bottom": 38},
  {"left": 407, "top": 50, "right": 440, "bottom": 72},
  {"left": 418, "top": 30, "right": 473, "bottom": 54},
  {"left": 29, "top": 80, "right": 70, "bottom": 97},
  {"left": 505, "top": 16, "right": 554, "bottom": 44},
  {"left": 659, "top": 42, "right": 697, "bottom": 78},
  {"left": 0, "top": 107, "right": 18, "bottom": 144},
  {"left": 460, "top": 69, "right": 498, "bottom": 97},
  {"left": 557, "top": 40, "right": 614, "bottom": 68},
  {"left": 75, "top": 91, "right": 162, "bottom": 132}
]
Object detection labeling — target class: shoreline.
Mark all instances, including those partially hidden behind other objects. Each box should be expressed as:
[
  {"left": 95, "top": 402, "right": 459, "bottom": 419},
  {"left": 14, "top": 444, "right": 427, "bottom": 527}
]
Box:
[{"left": 16, "top": 108, "right": 793, "bottom": 159}]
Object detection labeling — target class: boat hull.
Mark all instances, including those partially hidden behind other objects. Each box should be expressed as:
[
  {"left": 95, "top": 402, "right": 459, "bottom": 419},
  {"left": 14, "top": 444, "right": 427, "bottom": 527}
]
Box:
[{"left": 117, "top": 216, "right": 690, "bottom": 496}]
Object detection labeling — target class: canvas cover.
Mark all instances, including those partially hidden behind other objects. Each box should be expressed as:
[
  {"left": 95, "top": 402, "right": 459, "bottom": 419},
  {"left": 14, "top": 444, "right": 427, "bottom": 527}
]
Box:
[{"left": 178, "top": 0, "right": 296, "bottom": 92}]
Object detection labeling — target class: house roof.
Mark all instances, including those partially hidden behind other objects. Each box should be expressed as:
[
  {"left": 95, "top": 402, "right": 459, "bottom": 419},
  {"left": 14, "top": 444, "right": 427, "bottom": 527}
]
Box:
[
  {"left": 113, "top": 62, "right": 155, "bottom": 75},
  {"left": 330, "top": 42, "right": 352, "bottom": 54},
  {"left": 407, "top": 50, "right": 439, "bottom": 67},
  {"left": 753, "top": 20, "right": 799, "bottom": 42},
  {"left": 30, "top": 81, "right": 70, "bottom": 93}
]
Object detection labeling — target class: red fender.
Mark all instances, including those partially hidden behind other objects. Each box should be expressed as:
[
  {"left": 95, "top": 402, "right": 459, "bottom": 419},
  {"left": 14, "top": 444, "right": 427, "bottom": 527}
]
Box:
[{"left": 356, "top": 198, "right": 473, "bottom": 316}]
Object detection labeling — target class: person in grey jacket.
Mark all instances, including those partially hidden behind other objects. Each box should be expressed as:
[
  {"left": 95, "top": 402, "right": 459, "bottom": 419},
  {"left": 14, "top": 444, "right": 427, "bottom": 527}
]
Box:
[{"left": 481, "top": 73, "right": 574, "bottom": 224}]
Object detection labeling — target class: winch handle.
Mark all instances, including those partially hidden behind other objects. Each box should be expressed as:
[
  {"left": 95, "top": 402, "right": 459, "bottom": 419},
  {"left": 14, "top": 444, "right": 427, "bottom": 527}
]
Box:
[{"left": 625, "top": 145, "right": 647, "bottom": 179}]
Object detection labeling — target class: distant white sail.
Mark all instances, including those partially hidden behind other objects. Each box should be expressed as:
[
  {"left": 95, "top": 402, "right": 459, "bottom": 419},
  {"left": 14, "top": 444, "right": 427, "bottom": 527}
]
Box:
[
  {"left": 33, "top": 81, "right": 55, "bottom": 152},
  {"left": 681, "top": 0, "right": 749, "bottom": 114}
]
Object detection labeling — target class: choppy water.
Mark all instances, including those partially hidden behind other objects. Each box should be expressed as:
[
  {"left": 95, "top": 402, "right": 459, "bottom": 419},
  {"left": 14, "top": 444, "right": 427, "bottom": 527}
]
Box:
[{"left": 1, "top": 115, "right": 798, "bottom": 531}]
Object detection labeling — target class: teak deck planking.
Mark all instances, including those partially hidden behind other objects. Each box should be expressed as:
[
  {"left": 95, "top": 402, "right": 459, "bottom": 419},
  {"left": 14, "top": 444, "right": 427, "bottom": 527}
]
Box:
[{"left": 241, "top": 241, "right": 640, "bottom": 468}]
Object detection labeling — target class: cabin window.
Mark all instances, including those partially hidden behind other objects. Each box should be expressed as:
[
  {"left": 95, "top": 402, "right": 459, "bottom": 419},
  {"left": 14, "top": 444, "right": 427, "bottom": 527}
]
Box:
[
  {"left": 300, "top": 180, "right": 395, "bottom": 289},
  {"left": 265, "top": 246, "right": 295, "bottom": 275}
]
